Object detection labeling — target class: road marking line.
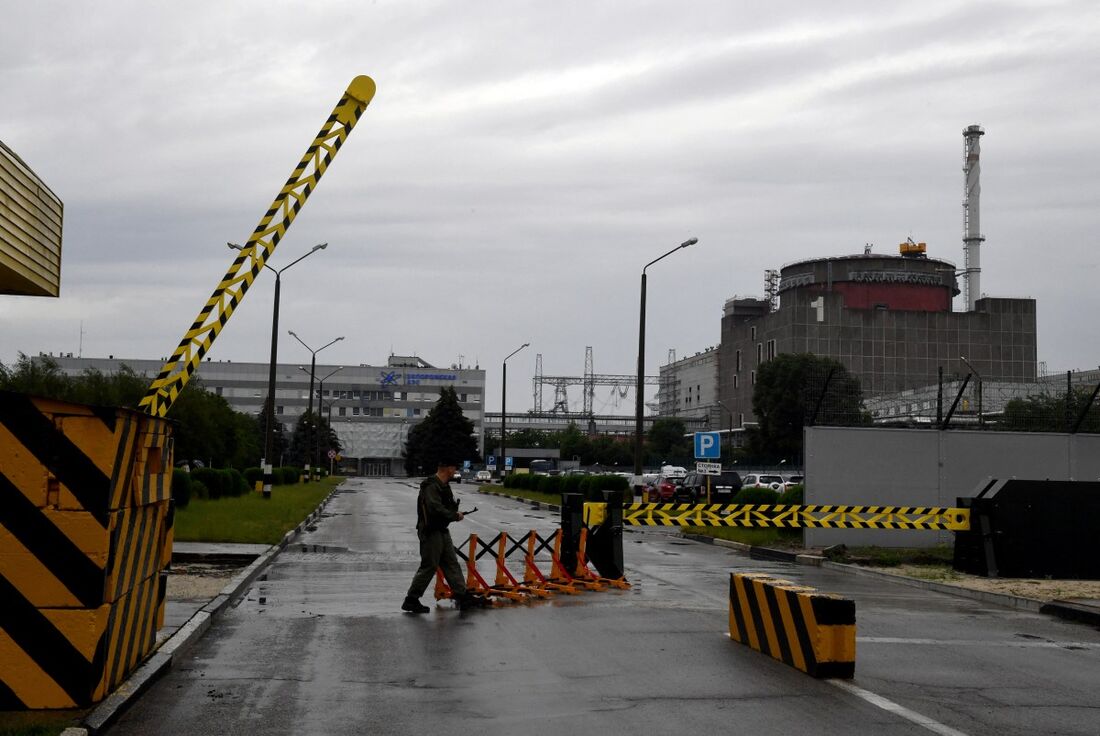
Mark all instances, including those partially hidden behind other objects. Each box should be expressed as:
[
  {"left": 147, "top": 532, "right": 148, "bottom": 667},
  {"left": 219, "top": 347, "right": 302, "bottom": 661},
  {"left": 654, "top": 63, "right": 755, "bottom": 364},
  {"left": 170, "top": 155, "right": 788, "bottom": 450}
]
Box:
[
  {"left": 829, "top": 680, "right": 969, "bottom": 736},
  {"left": 858, "top": 637, "right": 1100, "bottom": 649}
]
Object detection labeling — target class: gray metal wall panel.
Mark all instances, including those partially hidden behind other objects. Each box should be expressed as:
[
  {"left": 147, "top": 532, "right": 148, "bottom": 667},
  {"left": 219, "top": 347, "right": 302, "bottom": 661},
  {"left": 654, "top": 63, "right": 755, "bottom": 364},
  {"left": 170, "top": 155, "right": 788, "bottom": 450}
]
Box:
[
  {"left": 805, "top": 427, "right": 941, "bottom": 547},
  {"left": 1070, "top": 436, "right": 1100, "bottom": 481},
  {"left": 804, "top": 427, "right": 1100, "bottom": 548}
]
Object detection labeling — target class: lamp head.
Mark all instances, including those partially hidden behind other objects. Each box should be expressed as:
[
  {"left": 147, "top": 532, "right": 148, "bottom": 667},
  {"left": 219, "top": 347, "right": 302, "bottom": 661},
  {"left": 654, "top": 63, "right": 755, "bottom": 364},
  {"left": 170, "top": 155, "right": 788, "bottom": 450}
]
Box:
[
  {"left": 681, "top": 237, "right": 698, "bottom": 248},
  {"left": 313, "top": 243, "right": 328, "bottom": 252}
]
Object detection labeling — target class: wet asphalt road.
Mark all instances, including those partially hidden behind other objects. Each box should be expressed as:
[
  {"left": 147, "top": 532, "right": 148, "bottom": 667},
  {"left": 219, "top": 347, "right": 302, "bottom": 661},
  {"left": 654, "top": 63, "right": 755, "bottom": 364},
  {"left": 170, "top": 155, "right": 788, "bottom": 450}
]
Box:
[{"left": 109, "top": 477, "right": 1100, "bottom": 735}]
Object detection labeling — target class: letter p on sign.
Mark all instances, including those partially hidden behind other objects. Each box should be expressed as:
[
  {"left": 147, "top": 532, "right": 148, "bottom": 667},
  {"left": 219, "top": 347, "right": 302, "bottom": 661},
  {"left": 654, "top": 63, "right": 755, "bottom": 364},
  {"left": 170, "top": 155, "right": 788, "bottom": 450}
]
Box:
[{"left": 694, "top": 431, "right": 721, "bottom": 459}]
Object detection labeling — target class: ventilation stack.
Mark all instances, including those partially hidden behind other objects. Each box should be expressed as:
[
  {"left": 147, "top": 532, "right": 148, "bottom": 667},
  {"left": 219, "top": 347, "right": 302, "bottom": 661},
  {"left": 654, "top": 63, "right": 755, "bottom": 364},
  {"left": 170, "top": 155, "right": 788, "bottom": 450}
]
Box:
[{"left": 962, "top": 125, "right": 985, "bottom": 311}]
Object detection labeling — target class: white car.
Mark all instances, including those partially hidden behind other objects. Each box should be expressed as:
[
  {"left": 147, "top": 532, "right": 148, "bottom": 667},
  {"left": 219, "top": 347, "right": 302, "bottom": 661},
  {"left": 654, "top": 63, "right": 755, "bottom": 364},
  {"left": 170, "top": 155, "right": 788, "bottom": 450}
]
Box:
[
  {"left": 742, "top": 474, "right": 785, "bottom": 491},
  {"left": 475, "top": 470, "right": 492, "bottom": 483},
  {"left": 452, "top": 470, "right": 463, "bottom": 483}
]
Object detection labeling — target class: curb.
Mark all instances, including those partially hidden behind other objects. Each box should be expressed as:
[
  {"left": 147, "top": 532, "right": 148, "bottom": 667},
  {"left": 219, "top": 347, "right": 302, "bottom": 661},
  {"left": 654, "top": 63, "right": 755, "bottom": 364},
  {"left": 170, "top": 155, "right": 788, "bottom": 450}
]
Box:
[
  {"left": 1039, "top": 599, "right": 1100, "bottom": 627},
  {"left": 81, "top": 484, "right": 342, "bottom": 734}
]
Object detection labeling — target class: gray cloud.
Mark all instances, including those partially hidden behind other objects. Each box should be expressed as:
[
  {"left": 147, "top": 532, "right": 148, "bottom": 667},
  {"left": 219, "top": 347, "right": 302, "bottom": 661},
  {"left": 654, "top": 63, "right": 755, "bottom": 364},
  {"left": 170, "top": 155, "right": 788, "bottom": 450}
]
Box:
[{"left": 2, "top": 0, "right": 1098, "bottom": 412}]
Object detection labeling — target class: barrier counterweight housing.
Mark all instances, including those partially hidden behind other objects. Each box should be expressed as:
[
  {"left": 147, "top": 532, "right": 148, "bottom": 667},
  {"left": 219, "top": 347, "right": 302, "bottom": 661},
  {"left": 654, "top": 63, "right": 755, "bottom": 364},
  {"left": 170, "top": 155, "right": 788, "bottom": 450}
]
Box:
[
  {"left": 0, "top": 391, "right": 173, "bottom": 709},
  {"left": 729, "top": 572, "right": 855, "bottom": 679}
]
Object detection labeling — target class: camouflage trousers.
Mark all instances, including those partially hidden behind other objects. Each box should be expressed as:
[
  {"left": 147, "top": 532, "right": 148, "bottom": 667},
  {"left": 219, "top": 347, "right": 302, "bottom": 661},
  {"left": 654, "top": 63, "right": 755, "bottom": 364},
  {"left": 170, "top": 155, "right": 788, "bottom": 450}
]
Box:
[{"left": 407, "top": 529, "right": 466, "bottom": 599}]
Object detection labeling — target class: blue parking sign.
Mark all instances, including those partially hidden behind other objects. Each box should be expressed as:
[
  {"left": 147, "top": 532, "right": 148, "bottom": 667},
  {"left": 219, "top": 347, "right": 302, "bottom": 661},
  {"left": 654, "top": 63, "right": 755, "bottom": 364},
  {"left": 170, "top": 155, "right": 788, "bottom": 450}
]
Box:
[{"left": 694, "top": 431, "right": 721, "bottom": 459}]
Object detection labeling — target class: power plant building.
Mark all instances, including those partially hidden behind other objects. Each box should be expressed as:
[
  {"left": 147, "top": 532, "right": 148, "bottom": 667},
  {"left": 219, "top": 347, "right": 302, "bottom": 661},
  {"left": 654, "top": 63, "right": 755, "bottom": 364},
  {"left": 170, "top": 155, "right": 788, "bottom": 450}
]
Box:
[{"left": 717, "top": 247, "right": 1037, "bottom": 427}]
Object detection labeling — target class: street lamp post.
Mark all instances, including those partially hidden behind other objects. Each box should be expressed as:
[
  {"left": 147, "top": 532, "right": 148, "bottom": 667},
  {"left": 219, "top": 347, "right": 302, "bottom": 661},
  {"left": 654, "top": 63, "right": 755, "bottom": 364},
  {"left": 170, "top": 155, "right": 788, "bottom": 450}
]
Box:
[
  {"left": 501, "top": 342, "right": 529, "bottom": 478},
  {"left": 303, "top": 365, "right": 343, "bottom": 476},
  {"left": 289, "top": 332, "right": 344, "bottom": 478},
  {"left": 960, "top": 355, "right": 983, "bottom": 428},
  {"left": 716, "top": 399, "right": 734, "bottom": 463},
  {"left": 634, "top": 238, "right": 697, "bottom": 478},
  {"left": 228, "top": 241, "right": 327, "bottom": 499}
]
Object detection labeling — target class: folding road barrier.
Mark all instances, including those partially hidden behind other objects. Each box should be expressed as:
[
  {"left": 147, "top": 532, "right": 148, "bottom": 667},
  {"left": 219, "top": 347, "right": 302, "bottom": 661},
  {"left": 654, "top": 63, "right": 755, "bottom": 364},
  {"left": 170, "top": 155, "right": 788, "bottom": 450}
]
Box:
[
  {"left": 0, "top": 391, "right": 174, "bottom": 709},
  {"left": 433, "top": 528, "right": 629, "bottom": 606},
  {"left": 729, "top": 572, "right": 855, "bottom": 679}
]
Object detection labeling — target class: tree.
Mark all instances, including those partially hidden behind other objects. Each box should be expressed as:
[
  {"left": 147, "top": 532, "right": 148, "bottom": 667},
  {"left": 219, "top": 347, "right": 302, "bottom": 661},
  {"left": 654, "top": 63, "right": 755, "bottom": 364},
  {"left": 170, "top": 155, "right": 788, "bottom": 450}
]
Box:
[
  {"left": 749, "top": 353, "right": 866, "bottom": 462},
  {"left": 403, "top": 386, "right": 480, "bottom": 475},
  {"left": 288, "top": 411, "right": 343, "bottom": 468},
  {"left": 558, "top": 422, "right": 590, "bottom": 464},
  {"left": 647, "top": 418, "right": 690, "bottom": 465},
  {"left": 1001, "top": 388, "right": 1100, "bottom": 433}
]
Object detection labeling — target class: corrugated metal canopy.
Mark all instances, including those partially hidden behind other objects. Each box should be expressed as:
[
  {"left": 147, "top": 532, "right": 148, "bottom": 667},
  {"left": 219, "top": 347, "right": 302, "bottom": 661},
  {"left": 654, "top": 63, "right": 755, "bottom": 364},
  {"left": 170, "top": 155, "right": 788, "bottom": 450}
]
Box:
[{"left": 0, "top": 140, "right": 63, "bottom": 297}]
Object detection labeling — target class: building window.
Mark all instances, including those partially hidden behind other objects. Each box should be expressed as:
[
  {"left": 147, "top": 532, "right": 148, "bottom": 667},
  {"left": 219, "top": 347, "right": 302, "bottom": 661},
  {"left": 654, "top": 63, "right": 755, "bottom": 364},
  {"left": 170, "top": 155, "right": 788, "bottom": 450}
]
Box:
[
  {"left": 338, "top": 407, "right": 346, "bottom": 417},
  {"left": 736, "top": 350, "right": 742, "bottom": 371},
  {"left": 215, "top": 386, "right": 223, "bottom": 396},
  {"left": 460, "top": 393, "right": 467, "bottom": 402},
  {"left": 757, "top": 343, "right": 762, "bottom": 364},
  {"left": 733, "top": 374, "right": 739, "bottom": 389},
  {"left": 767, "top": 339, "right": 776, "bottom": 361},
  {"left": 414, "top": 408, "right": 421, "bottom": 416},
  {"left": 276, "top": 405, "right": 284, "bottom": 415},
  {"left": 353, "top": 407, "right": 360, "bottom": 415},
  {"left": 751, "top": 326, "right": 757, "bottom": 340},
  {"left": 739, "top": 413, "right": 744, "bottom": 427},
  {"left": 751, "top": 370, "right": 756, "bottom": 385}
]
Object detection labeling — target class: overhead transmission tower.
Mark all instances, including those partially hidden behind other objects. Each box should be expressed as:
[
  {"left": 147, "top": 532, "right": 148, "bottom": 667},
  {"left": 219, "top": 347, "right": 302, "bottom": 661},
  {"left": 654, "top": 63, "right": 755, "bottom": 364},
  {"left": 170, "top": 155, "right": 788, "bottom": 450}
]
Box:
[{"left": 532, "top": 346, "right": 660, "bottom": 416}]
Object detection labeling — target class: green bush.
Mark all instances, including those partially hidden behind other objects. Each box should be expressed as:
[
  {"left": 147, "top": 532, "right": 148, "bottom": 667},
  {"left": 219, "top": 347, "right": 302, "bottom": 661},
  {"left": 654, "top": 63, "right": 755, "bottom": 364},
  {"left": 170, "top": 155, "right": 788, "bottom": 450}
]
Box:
[
  {"left": 190, "top": 467, "right": 223, "bottom": 499},
  {"left": 171, "top": 468, "right": 192, "bottom": 509},
  {"left": 244, "top": 466, "right": 263, "bottom": 487},
  {"left": 778, "top": 485, "right": 804, "bottom": 505},
  {"left": 579, "top": 474, "right": 631, "bottom": 502},
  {"left": 733, "top": 487, "right": 780, "bottom": 505},
  {"left": 225, "top": 468, "right": 249, "bottom": 497},
  {"left": 537, "top": 475, "right": 561, "bottom": 494},
  {"left": 190, "top": 479, "right": 210, "bottom": 500},
  {"left": 276, "top": 466, "right": 302, "bottom": 485},
  {"left": 561, "top": 475, "right": 585, "bottom": 495}
]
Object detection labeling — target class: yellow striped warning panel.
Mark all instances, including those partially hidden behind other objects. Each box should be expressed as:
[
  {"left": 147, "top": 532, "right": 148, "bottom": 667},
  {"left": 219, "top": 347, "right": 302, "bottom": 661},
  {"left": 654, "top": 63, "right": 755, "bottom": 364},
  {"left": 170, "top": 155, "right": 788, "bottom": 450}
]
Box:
[
  {"left": 0, "top": 390, "right": 174, "bottom": 709},
  {"left": 623, "top": 503, "right": 970, "bottom": 531},
  {"left": 729, "top": 572, "right": 855, "bottom": 679}
]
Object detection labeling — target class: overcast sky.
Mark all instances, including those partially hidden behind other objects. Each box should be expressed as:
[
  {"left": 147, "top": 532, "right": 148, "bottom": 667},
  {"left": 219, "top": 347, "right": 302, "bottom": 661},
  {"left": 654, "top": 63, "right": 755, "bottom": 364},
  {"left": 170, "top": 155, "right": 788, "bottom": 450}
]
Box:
[{"left": 3, "top": 1, "right": 1099, "bottom": 413}]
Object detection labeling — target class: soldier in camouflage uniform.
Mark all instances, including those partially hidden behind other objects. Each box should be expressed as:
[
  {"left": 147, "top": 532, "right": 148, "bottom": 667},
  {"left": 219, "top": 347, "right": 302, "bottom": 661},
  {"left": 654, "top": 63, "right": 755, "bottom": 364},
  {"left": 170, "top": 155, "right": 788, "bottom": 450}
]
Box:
[{"left": 402, "top": 459, "right": 472, "bottom": 612}]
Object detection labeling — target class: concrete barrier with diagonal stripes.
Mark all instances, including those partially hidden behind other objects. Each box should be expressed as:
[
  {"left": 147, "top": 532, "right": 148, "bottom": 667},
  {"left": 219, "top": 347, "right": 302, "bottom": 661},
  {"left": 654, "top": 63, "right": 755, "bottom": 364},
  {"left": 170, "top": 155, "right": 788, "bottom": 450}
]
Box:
[
  {"left": 728, "top": 572, "right": 855, "bottom": 678},
  {"left": 0, "top": 391, "right": 173, "bottom": 709}
]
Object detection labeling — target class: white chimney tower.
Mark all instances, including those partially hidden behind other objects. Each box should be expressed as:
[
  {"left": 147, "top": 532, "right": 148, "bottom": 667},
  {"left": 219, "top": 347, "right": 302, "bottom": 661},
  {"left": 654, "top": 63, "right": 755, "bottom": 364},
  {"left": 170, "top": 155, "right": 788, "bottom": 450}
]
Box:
[{"left": 962, "top": 125, "right": 985, "bottom": 311}]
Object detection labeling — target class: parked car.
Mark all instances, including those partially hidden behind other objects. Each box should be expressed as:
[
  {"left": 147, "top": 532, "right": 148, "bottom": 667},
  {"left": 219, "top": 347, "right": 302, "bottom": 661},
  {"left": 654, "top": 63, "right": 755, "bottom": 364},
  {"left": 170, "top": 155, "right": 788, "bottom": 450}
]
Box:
[
  {"left": 783, "top": 475, "right": 804, "bottom": 490},
  {"left": 452, "top": 469, "right": 463, "bottom": 483},
  {"left": 475, "top": 470, "right": 492, "bottom": 483},
  {"left": 678, "top": 471, "right": 743, "bottom": 503},
  {"left": 741, "top": 473, "right": 785, "bottom": 491},
  {"left": 647, "top": 475, "right": 684, "bottom": 503}
]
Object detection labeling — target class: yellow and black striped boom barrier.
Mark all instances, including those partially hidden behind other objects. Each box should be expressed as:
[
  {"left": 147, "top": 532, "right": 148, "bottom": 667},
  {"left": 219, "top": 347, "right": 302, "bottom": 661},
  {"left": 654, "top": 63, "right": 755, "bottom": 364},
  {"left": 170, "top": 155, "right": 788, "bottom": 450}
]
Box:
[
  {"left": 729, "top": 572, "right": 855, "bottom": 678},
  {"left": 139, "top": 75, "right": 377, "bottom": 417},
  {"left": 619, "top": 502, "right": 970, "bottom": 531}
]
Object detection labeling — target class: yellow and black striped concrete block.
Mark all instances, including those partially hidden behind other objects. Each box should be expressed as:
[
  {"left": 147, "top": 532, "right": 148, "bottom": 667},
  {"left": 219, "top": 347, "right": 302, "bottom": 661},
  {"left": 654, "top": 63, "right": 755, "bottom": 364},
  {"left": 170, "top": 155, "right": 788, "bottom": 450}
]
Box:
[
  {"left": 0, "top": 570, "right": 164, "bottom": 708},
  {"left": 0, "top": 391, "right": 174, "bottom": 709},
  {"left": 729, "top": 572, "right": 855, "bottom": 679}
]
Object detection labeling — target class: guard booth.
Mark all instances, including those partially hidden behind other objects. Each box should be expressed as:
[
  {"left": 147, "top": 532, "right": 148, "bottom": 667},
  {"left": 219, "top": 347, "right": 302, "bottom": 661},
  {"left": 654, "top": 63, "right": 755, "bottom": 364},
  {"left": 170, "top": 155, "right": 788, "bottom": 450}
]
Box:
[{"left": 0, "top": 391, "right": 175, "bottom": 708}]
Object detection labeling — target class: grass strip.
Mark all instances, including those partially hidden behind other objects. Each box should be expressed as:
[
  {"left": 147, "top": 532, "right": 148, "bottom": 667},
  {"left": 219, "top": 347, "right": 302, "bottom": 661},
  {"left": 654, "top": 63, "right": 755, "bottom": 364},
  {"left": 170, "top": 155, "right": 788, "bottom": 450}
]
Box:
[
  {"left": 174, "top": 477, "right": 341, "bottom": 544},
  {"left": 476, "top": 485, "right": 560, "bottom": 507}
]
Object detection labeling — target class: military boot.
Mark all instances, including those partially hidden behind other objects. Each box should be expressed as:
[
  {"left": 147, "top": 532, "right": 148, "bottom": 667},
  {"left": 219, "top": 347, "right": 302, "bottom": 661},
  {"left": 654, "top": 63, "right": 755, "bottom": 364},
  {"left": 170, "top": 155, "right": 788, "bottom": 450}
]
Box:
[{"left": 401, "top": 596, "right": 430, "bottom": 614}]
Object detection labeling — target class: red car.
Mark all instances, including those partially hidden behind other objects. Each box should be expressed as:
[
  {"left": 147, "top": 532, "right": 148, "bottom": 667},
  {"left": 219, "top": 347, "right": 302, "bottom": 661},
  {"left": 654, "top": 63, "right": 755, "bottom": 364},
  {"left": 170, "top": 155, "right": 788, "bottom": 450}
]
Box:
[{"left": 647, "top": 475, "right": 684, "bottom": 503}]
